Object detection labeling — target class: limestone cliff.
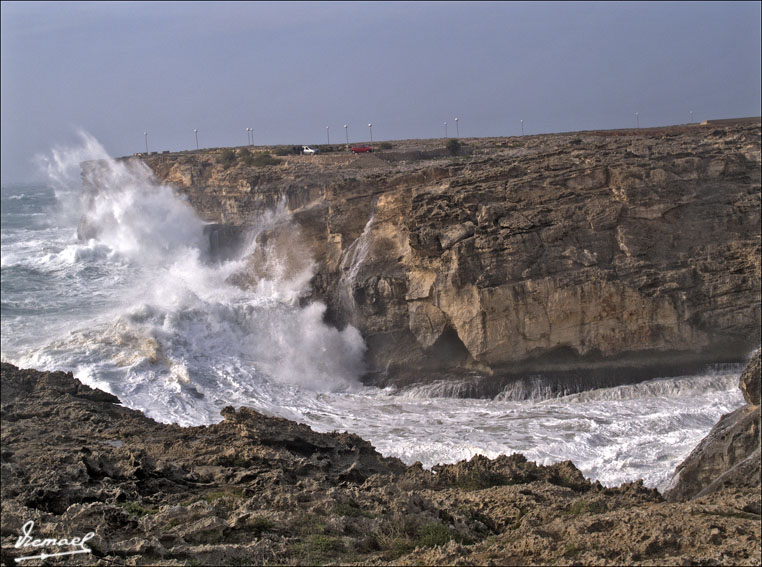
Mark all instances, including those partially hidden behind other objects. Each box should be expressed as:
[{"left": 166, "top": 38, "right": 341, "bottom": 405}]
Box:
[{"left": 83, "top": 121, "right": 762, "bottom": 391}]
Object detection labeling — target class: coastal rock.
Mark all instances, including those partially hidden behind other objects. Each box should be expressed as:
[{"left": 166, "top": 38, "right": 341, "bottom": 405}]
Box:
[
  {"left": 664, "top": 349, "right": 762, "bottom": 501},
  {"left": 740, "top": 347, "right": 761, "bottom": 405},
  {"left": 81, "top": 122, "right": 762, "bottom": 391},
  {"left": 2, "top": 363, "right": 760, "bottom": 565}
]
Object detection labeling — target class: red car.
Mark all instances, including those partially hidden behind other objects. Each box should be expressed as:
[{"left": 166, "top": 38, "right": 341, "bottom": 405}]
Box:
[{"left": 351, "top": 145, "right": 373, "bottom": 153}]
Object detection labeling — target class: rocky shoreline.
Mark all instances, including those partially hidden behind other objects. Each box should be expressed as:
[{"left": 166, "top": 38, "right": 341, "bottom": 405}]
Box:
[{"left": 1, "top": 351, "right": 759, "bottom": 566}]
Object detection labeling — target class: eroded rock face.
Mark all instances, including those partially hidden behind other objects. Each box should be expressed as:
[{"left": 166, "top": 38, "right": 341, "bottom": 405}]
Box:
[
  {"left": 84, "top": 123, "right": 762, "bottom": 389},
  {"left": 740, "top": 348, "right": 761, "bottom": 405},
  {"left": 2, "top": 363, "right": 760, "bottom": 566},
  {"left": 664, "top": 349, "right": 761, "bottom": 501}
]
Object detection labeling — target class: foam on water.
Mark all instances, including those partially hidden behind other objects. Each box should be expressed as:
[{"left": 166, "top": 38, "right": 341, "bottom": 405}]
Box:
[{"left": 0, "top": 132, "right": 748, "bottom": 492}]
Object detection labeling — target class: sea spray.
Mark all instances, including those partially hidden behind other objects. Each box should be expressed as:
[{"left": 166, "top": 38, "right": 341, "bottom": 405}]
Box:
[
  {"left": 0, "top": 133, "right": 746, "bottom": 491},
  {"left": 8, "top": 133, "right": 367, "bottom": 424}
]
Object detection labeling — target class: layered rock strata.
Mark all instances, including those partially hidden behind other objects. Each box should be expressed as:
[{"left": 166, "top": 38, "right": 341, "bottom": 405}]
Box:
[
  {"left": 82, "top": 122, "right": 762, "bottom": 390},
  {"left": 2, "top": 362, "right": 760, "bottom": 566}
]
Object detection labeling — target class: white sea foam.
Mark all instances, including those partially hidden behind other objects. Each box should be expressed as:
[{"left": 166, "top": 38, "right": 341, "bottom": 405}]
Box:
[{"left": 0, "top": 133, "right": 748, "bottom": 492}]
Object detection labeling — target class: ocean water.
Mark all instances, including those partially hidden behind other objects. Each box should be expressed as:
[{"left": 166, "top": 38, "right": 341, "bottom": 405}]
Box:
[{"left": 0, "top": 134, "right": 746, "bottom": 491}]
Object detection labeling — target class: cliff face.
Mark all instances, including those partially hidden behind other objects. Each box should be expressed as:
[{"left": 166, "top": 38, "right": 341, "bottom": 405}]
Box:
[{"left": 86, "top": 122, "right": 761, "bottom": 389}]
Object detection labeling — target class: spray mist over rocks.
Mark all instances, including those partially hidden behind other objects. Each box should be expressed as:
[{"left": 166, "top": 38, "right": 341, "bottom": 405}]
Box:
[
  {"left": 16, "top": 132, "right": 367, "bottom": 425},
  {"left": 1, "top": 132, "right": 747, "bottom": 490}
]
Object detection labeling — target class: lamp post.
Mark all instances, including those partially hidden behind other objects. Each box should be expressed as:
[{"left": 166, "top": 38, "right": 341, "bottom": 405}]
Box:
[
  {"left": 635, "top": 112, "right": 639, "bottom": 128},
  {"left": 326, "top": 126, "right": 330, "bottom": 144},
  {"left": 245, "top": 128, "right": 250, "bottom": 146},
  {"left": 344, "top": 124, "right": 348, "bottom": 145},
  {"left": 520, "top": 120, "right": 524, "bottom": 136},
  {"left": 194, "top": 129, "right": 198, "bottom": 150},
  {"left": 144, "top": 131, "right": 148, "bottom": 153},
  {"left": 455, "top": 117, "right": 459, "bottom": 138},
  {"left": 444, "top": 122, "right": 448, "bottom": 138},
  {"left": 689, "top": 110, "right": 694, "bottom": 123},
  {"left": 368, "top": 123, "right": 373, "bottom": 144}
]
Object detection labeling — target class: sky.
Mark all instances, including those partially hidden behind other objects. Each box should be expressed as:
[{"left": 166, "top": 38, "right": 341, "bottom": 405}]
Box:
[{"left": 1, "top": 1, "right": 760, "bottom": 183}]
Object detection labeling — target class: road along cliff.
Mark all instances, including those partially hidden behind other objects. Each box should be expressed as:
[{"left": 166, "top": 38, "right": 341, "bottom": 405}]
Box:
[{"left": 81, "top": 122, "right": 762, "bottom": 393}]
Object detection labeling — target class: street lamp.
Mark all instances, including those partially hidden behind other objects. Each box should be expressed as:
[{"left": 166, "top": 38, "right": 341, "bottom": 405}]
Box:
[
  {"left": 344, "top": 124, "right": 348, "bottom": 145},
  {"left": 144, "top": 131, "right": 148, "bottom": 153},
  {"left": 368, "top": 123, "right": 373, "bottom": 144},
  {"left": 326, "top": 126, "right": 330, "bottom": 144},
  {"left": 444, "top": 122, "right": 448, "bottom": 138},
  {"left": 689, "top": 110, "right": 694, "bottom": 123},
  {"left": 520, "top": 120, "right": 524, "bottom": 136},
  {"left": 635, "top": 112, "right": 639, "bottom": 128},
  {"left": 194, "top": 129, "right": 198, "bottom": 150},
  {"left": 455, "top": 117, "right": 459, "bottom": 138},
  {"left": 245, "top": 128, "right": 250, "bottom": 146}
]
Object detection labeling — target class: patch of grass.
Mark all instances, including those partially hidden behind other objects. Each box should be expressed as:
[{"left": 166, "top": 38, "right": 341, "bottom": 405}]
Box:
[
  {"left": 564, "top": 542, "right": 583, "bottom": 557},
  {"left": 375, "top": 515, "right": 417, "bottom": 560},
  {"left": 454, "top": 470, "right": 510, "bottom": 490},
  {"left": 375, "top": 518, "right": 469, "bottom": 559},
  {"left": 250, "top": 516, "right": 275, "bottom": 537},
  {"left": 249, "top": 151, "right": 281, "bottom": 167},
  {"left": 415, "top": 522, "right": 453, "bottom": 547},
  {"left": 119, "top": 501, "right": 157, "bottom": 517},
  {"left": 379, "top": 142, "right": 393, "bottom": 150},
  {"left": 289, "top": 535, "right": 346, "bottom": 564},
  {"left": 202, "top": 487, "right": 245, "bottom": 503},
  {"left": 290, "top": 512, "right": 328, "bottom": 536},
  {"left": 333, "top": 498, "right": 374, "bottom": 518},
  {"left": 564, "top": 499, "right": 608, "bottom": 516}
]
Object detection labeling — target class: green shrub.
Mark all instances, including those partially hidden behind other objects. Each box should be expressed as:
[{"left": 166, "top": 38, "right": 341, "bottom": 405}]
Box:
[
  {"left": 564, "top": 499, "right": 608, "bottom": 516},
  {"left": 379, "top": 142, "right": 393, "bottom": 150},
  {"left": 415, "top": 522, "right": 453, "bottom": 547},
  {"left": 249, "top": 516, "right": 274, "bottom": 537},
  {"left": 238, "top": 148, "right": 255, "bottom": 166},
  {"left": 446, "top": 138, "right": 461, "bottom": 156},
  {"left": 249, "top": 152, "right": 281, "bottom": 167},
  {"left": 218, "top": 149, "right": 237, "bottom": 168}
]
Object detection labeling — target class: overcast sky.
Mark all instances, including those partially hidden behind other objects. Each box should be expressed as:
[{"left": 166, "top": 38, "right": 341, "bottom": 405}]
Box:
[{"left": 1, "top": 1, "right": 760, "bottom": 183}]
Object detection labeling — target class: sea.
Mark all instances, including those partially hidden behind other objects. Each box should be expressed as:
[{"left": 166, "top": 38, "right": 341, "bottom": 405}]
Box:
[{"left": 0, "top": 133, "right": 747, "bottom": 491}]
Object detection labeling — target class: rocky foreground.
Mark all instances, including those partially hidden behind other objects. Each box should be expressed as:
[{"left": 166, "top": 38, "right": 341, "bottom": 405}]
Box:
[{"left": 1, "top": 353, "right": 760, "bottom": 566}]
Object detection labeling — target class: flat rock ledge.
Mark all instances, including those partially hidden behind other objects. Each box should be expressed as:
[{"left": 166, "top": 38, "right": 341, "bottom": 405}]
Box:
[{"left": 1, "top": 362, "right": 760, "bottom": 566}]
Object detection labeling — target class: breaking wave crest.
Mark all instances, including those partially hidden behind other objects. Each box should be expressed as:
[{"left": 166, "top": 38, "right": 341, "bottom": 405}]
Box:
[{"left": 11, "top": 133, "right": 366, "bottom": 425}]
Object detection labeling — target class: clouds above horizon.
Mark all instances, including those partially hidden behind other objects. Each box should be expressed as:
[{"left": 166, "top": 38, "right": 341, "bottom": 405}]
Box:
[{"left": 2, "top": 1, "right": 760, "bottom": 182}]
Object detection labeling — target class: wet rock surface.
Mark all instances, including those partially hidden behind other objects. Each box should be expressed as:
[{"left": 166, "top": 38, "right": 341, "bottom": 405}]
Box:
[
  {"left": 2, "top": 362, "right": 760, "bottom": 566},
  {"left": 740, "top": 347, "right": 761, "bottom": 405},
  {"left": 82, "top": 122, "right": 762, "bottom": 390},
  {"left": 664, "top": 349, "right": 761, "bottom": 502}
]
